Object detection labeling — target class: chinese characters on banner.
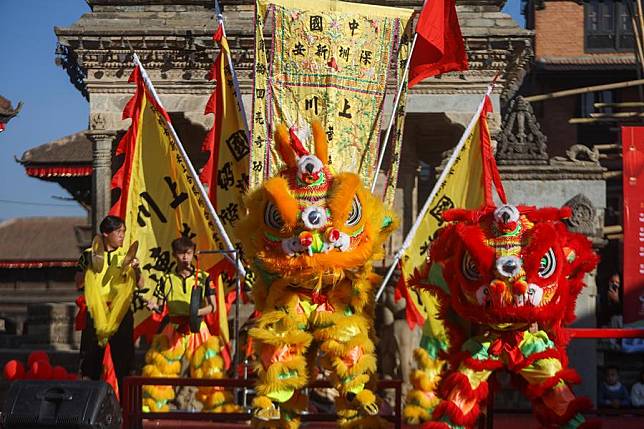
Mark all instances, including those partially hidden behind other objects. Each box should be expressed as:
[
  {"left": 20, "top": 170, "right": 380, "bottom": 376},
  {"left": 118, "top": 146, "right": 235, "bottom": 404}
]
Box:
[
  {"left": 251, "top": 0, "right": 413, "bottom": 204},
  {"left": 400, "top": 113, "right": 486, "bottom": 287},
  {"left": 111, "top": 68, "right": 228, "bottom": 334},
  {"left": 200, "top": 27, "right": 250, "bottom": 273},
  {"left": 621, "top": 126, "right": 644, "bottom": 324},
  {"left": 399, "top": 104, "right": 488, "bottom": 327}
]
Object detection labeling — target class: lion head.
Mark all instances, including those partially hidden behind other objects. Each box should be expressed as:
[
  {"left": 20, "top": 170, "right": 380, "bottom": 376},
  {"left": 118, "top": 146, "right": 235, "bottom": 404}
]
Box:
[
  {"left": 240, "top": 121, "right": 396, "bottom": 289},
  {"left": 428, "top": 204, "right": 598, "bottom": 327}
]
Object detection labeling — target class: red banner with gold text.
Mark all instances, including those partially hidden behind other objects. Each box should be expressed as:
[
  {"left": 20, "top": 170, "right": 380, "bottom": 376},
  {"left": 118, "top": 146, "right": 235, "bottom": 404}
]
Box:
[{"left": 622, "top": 126, "right": 644, "bottom": 324}]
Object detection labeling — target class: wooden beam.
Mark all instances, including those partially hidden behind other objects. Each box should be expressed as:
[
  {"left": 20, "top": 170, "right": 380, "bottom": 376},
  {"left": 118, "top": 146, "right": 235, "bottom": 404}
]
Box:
[
  {"left": 606, "top": 233, "right": 624, "bottom": 241},
  {"left": 525, "top": 79, "right": 644, "bottom": 103},
  {"left": 594, "top": 102, "right": 644, "bottom": 108},
  {"left": 594, "top": 144, "right": 621, "bottom": 150},
  {"left": 603, "top": 171, "right": 623, "bottom": 179},
  {"left": 589, "top": 111, "right": 643, "bottom": 118},
  {"left": 603, "top": 225, "right": 623, "bottom": 235},
  {"left": 569, "top": 114, "right": 644, "bottom": 124}
]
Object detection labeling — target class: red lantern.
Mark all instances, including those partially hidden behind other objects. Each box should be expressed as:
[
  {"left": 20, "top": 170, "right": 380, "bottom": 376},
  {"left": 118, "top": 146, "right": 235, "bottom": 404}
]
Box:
[
  {"left": 3, "top": 360, "right": 25, "bottom": 381},
  {"left": 52, "top": 366, "right": 68, "bottom": 380},
  {"left": 31, "top": 360, "right": 53, "bottom": 380},
  {"left": 27, "top": 351, "right": 49, "bottom": 368}
]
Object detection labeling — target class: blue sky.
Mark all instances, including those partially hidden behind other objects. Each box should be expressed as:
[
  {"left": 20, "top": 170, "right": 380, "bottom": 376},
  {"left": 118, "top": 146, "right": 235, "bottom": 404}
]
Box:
[{"left": 0, "top": 0, "right": 524, "bottom": 220}]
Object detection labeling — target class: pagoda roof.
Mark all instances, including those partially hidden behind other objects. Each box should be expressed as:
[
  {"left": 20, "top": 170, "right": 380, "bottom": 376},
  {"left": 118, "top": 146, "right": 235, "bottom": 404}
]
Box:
[
  {"left": 20, "top": 131, "right": 92, "bottom": 178},
  {"left": 0, "top": 95, "right": 22, "bottom": 126},
  {"left": 0, "top": 217, "right": 90, "bottom": 269}
]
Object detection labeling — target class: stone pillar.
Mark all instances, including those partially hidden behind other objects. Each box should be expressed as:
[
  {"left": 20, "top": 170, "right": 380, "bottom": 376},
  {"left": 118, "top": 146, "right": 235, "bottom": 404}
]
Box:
[
  {"left": 86, "top": 129, "right": 116, "bottom": 235},
  {"left": 25, "top": 303, "right": 81, "bottom": 350}
]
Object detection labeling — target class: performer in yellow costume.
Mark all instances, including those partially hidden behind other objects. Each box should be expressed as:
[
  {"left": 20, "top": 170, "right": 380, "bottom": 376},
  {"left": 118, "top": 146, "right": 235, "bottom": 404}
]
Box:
[
  {"left": 77, "top": 215, "right": 142, "bottom": 394},
  {"left": 142, "top": 237, "right": 237, "bottom": 413},
  {"left": 239, "top": 121, "right": 397, "bottom": 429}
]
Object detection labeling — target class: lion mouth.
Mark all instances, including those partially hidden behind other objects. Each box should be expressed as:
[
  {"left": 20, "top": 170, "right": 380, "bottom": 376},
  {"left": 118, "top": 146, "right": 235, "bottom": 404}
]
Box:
[
  {"left": 281, "top": 230, "right": 350, "bottom": 256},
  {"left": 475, "top": 283, "right": 551, "bottom": 308}
]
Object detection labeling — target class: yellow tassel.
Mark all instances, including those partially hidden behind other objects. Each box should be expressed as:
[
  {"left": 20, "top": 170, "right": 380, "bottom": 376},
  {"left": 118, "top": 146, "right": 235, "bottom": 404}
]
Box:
[
  {"left": 252, "top": 395, "right": 274, "bottom": 411},
  {"left": 250, "top": 326, "right": 312, "bottom": 349},
  {"left": 403, "top": 404, "right": 431, "bottom": 425}
]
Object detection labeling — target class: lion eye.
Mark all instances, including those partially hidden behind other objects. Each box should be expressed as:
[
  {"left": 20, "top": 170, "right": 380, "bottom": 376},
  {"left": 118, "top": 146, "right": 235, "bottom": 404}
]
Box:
[
  {"left": 264, "top": 202, "right": 284, "bottom": 229},
  {"left": 346, "top": 196, "right": 362, "bottom": 226},
  {"left": 538, "top": 248, "right": 557, "bottom": 278},
  {"left": 462, "top": 251, "right": 480, "bottom": 281}
]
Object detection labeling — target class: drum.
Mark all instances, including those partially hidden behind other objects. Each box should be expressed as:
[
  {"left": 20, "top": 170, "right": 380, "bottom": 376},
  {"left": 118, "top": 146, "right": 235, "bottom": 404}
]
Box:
[{"left": 189, "top": 285, "right": 203, "bottom": 333}]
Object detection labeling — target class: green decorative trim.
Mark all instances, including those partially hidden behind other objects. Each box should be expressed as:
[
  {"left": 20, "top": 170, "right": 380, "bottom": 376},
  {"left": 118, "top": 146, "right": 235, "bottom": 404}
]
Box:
[
  {"left": 428, "top": 263, "right": 450, "bottom": 295},
  {"left": 264, "top": 231, "right": 283, "bottom": 242},
  {"left": 296, "top": 173, "right": 326, "bottom": 188},
  {"left": 350, "top": 226, "right": 364, "bottom": 238}
]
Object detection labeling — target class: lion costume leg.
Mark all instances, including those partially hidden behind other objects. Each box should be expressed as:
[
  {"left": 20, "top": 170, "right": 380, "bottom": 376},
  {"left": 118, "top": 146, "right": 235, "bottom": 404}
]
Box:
[
  {"left": 422, "top": 335, "right": 498, "bottom": 429},
  {"left": 312, "top": 285, "right": 382, "bottom": 429},
  {"left": 142, "top": 330, "right": 186, "bottom": 412},
  {"left": 249, "top": 288, "right": 312, "bottom": 429},
  {"left": 404, "top": 347, "right": 446, "bottom": 424},
  {"left": 515, "top": 331, "right": 598, "bottom": 429},
  {"left": 190, "top": 328, "right": 240, "bottom": 413}
]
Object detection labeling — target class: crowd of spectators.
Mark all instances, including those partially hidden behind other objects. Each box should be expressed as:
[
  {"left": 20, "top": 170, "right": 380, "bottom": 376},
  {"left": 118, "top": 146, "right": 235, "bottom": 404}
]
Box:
[
  {"left": 596, "top": 272, "right": 644, "bottom": 409},
  {"left": 598, "top": 367, "right": 644, "bottom": 409}
]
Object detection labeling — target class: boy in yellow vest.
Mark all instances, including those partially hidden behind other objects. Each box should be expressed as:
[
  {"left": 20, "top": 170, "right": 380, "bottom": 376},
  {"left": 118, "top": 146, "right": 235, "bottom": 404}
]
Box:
[
  {"left": 76, "top": 215, "right": 142, "bottom": 392},
  {"left": 142, "top": 237, "right": 236, "bottom": 412}
]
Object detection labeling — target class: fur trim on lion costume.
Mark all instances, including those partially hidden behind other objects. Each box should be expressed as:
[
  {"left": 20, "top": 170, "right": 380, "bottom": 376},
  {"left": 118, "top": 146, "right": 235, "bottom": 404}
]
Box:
[
  {"left": 239, "top": 120, "right": 396, "bottom": 429},
  {"left": 405, "top": 204, "right": 600, "bottom": 429}
]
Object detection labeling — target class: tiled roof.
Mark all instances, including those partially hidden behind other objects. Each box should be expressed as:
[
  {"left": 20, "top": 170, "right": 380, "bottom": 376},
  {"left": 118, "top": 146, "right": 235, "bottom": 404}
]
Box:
[
  {"left": 536, "top": 55, "right": 637, "bottom": 70},
  {"left": 20, "top": 131, "right": 92, "bottom": 165},
  {"left": 0, "top": 217, "right": 90, "bottom": 267},
  {"left": 0, "top": 95, "right": 22, "bottom": 124}
]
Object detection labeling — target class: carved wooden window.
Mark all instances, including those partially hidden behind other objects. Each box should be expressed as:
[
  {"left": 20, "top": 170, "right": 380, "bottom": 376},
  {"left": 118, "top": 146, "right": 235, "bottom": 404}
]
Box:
[{"left": 584, "top": 0, "right": 635, "bottom": 52}]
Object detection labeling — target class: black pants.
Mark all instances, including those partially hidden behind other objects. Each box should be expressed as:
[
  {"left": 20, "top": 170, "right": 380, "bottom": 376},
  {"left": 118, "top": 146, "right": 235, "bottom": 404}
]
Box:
[{"left": 79, "top": 309, "right": 134, "bottom": 394}]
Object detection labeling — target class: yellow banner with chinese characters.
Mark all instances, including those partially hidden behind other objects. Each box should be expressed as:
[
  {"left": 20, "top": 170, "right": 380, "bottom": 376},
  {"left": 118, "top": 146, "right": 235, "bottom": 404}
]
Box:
[
  {"left": 251, "top": 0, "right": 413, "bottom": 199},
  {"left": 112, "top": 67, "right": 228, "bottom": 335},
  {"left": 400, "top": 113, "right": 487, "bottom": 314},
  {"left": 201, "top": 28, "right": 249, "bottom": 264}
]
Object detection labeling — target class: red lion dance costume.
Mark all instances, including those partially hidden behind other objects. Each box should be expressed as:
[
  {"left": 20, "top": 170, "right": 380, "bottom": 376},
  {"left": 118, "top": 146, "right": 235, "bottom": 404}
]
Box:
[
  {"left": 239, "top": 121, "right": 396, "bottom": 429},
  {"left": 405, "top": 204, "right": 600, "bottom": 429}
]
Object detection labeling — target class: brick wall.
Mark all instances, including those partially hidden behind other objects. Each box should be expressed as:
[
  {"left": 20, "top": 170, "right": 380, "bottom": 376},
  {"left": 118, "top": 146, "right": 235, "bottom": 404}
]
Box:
[
  {"left": 540, "top": 96, "right": 578, "bottom": 156},
  {"left": 535, "top": 1, "right": 585, "bottom": 58}
]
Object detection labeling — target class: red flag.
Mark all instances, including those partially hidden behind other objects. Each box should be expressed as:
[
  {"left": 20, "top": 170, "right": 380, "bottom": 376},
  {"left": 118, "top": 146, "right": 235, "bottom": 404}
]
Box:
[
  {"left": 393, "top": 261, "right": 426, "bottom": 330},
  {"left": 102, "top": 344, "right": 119, "bottom": 400},
  {"left": 199, "top": 25, "right": 224, "bottom": 201},
  {"left": 408, "top": 0, "right": 468, "bottom": 87},
  {"left": 480, "top": 95, "right": 507, "bottom": 206}
]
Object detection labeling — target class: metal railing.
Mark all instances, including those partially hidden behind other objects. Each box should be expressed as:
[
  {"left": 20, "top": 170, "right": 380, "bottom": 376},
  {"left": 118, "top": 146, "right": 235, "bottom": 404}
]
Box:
[
  {"left": 477, "top": 327, "right": 644, "bottom": 429},
  {"left": 122, "top": 376, "right": 403, "bottom": 429}
]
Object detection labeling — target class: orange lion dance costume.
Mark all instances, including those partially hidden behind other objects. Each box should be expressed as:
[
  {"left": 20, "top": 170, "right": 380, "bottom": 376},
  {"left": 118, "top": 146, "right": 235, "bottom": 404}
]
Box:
[
  {"left": 405, "top": 204, "right": 600, "bottom": 429},
  {"left": 239, "top": 121, "right": 396, "bottom": 428}
]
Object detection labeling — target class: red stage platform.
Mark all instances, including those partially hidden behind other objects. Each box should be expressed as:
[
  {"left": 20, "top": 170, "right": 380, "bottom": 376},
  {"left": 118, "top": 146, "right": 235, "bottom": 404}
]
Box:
[{"left": 140, "top": 414, "right": 643, "bottom": 429}]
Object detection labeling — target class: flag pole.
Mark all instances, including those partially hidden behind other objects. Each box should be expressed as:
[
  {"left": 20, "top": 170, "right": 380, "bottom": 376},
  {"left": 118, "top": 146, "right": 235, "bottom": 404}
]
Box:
[
  {"left": 375, "top": 81, "right": 496, "bottom": 302},
  {"left": 213, "top": 0, "right": 249, "bottom": 382},
  {"left": 370, "top": 32, "right": 418, "bottom": 194},
  {"left": 214, "top": 0, "right": 250, "bottom": 141},
  {"left": 132, "top": 53, "right": 246, "bottom": 278}
]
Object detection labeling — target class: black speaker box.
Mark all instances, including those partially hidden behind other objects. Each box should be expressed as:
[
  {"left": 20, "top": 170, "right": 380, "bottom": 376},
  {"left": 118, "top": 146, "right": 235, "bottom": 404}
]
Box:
[{"left": 1, "top": 380, "right": 121, "bottom": 429}]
